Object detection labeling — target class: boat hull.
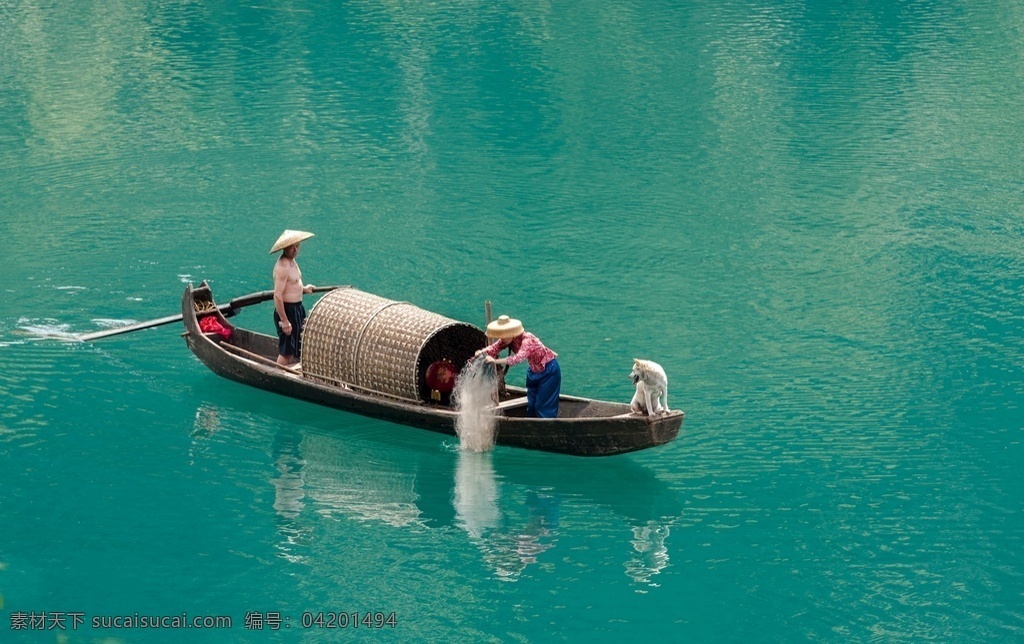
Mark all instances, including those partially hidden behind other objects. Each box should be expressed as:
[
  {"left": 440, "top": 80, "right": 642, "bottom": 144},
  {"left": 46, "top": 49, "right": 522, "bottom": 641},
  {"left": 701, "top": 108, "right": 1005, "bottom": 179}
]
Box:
[{"left": 182, "top": 284, "right": 683, "bottom": 456}]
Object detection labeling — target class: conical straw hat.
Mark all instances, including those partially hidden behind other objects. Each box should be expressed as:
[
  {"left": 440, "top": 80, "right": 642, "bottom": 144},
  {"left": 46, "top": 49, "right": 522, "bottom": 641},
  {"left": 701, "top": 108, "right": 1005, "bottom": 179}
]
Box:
[
  {"left": 270, "top": 230, "right": 315, "bottom": 254},
  {"left": 486, "top": 315, "right": 524, "bottom": 339}
]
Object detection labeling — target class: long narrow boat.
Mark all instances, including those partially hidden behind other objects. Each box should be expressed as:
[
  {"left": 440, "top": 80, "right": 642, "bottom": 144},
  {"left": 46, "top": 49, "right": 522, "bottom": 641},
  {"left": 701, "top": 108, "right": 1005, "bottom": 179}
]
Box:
[{"left": 181, "top": 282, "right": 683, "bottom": 456}]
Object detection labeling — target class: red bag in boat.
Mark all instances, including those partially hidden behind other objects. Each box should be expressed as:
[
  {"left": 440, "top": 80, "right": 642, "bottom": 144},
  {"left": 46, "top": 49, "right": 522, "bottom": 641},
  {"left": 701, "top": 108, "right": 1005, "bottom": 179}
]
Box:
[
  {"left": 199, "top": 315, "right": 232, "bottom": 340},
  {"left": 425, "top": 359, "right": 458, "bottom": 393}
]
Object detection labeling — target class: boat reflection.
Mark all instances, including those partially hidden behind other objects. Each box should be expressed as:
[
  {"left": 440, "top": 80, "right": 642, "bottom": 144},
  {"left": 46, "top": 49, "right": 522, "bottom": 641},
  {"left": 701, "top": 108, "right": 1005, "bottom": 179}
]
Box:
[
  {"left": 473, "top": 450, "right": 682, "bottom": 584},
  {"left": 188, "top": 399, "right": 682, "bottom": 583},
  {"left": 191, "top": 403, "right": 315, "bottom": 562}
]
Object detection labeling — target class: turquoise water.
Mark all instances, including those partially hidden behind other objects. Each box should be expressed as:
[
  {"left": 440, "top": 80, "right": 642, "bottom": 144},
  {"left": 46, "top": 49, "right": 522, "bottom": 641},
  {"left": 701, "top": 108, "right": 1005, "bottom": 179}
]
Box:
[{"left": 2, "top": 0, "right": 1022, "bottom": 640}]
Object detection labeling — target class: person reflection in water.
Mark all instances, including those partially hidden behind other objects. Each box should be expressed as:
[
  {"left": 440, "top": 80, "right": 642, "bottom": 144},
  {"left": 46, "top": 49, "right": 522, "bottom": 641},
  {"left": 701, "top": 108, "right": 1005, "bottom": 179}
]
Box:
[{"left": 271, "top": 429, "right": 311, "bottom": 564}]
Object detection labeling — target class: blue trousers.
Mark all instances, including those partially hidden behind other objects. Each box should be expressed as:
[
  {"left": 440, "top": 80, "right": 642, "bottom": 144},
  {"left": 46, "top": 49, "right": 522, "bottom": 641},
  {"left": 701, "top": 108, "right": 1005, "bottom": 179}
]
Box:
[{"left": 526, "top": 359, "right": 561, "bottom": 418}]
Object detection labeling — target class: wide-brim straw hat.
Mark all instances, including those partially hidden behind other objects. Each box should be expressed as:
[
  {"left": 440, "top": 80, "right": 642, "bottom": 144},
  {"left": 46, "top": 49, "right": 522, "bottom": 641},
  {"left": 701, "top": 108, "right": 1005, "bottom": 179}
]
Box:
[
  {"left": 270, "top": 229, "right": 315, "bottom": 254},
  {"left": 486, "top": 315, "right": 524, "bottom": 339}
]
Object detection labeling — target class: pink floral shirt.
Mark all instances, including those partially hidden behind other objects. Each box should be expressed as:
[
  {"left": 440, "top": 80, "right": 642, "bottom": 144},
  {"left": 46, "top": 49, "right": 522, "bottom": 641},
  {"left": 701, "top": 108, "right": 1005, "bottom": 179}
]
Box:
[{"left": 485, "top": 332, "right": 557, "bottom": 373}]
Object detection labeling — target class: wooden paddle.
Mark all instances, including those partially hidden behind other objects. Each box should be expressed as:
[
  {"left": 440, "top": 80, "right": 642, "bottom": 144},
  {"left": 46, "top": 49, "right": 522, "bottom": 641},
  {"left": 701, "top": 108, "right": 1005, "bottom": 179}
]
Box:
[{"left": 74, "top": 285, "right": 344, "bottom": 342}]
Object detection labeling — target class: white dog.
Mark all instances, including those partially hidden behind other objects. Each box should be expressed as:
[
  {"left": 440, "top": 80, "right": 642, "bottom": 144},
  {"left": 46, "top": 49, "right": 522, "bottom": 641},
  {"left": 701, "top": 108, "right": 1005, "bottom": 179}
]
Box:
[{"left": 630, "top": 359, "right": 669, "bottom": 416}]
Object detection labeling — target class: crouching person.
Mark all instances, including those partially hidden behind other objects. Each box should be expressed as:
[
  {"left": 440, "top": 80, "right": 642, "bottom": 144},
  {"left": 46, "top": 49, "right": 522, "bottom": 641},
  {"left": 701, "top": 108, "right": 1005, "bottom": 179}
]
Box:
[{"left": 476, "top": 315, "right": 560, "bottom": 418}]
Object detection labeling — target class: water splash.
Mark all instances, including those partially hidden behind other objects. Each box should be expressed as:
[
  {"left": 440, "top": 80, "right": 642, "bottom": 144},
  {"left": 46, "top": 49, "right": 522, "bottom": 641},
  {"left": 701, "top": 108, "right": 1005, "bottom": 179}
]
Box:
[
  {"left": 15, "top": 318, "right": 77, "bottom": 341},
  {"left": 452, "top": 356, "right": 498, "bottom": 452},
  {"left": 91, "top": 318, "right": 138, "bottom": 329}
]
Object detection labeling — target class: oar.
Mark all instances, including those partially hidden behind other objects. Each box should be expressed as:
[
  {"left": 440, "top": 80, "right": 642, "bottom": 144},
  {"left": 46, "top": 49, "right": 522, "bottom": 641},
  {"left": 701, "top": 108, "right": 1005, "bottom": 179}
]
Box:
[{"left": 74, "top": 285, "right": 344, "bottom": 342}]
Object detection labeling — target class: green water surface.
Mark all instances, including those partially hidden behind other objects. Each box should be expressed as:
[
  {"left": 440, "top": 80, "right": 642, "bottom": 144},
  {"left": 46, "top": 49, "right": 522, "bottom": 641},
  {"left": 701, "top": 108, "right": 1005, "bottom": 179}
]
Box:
[{"left": 2, "top": 1, "right": 1022, "bottom": 641}]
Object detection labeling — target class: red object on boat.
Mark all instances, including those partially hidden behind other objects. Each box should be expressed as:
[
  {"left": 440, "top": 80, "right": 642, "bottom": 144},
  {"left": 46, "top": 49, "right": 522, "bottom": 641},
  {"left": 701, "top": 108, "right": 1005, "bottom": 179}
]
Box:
[
  {"left": 199, "top": 315, "right": 232, "bottom": 340},
  {"left": 425, "top": 359, "right": 458, "bottom": 393}
]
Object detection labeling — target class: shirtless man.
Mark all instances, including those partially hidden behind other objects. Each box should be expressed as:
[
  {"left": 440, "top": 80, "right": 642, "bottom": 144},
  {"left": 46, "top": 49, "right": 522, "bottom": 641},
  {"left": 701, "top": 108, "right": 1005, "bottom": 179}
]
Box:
[{"left": 270, "top": 230, "right": 316, "bottom": 365}]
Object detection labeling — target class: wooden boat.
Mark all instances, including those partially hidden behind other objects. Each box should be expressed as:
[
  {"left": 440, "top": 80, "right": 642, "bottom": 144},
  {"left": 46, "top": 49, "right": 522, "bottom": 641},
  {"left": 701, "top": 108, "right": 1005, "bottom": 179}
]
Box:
[{"left": 181, "top": 282, "right": 683, "bottom": 456}]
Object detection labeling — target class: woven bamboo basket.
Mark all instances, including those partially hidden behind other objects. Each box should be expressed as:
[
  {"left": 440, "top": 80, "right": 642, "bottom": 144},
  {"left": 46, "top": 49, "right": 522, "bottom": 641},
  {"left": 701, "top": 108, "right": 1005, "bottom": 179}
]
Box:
[{"left": 302, "top": 288, "right": 486, "bottom": 403}]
